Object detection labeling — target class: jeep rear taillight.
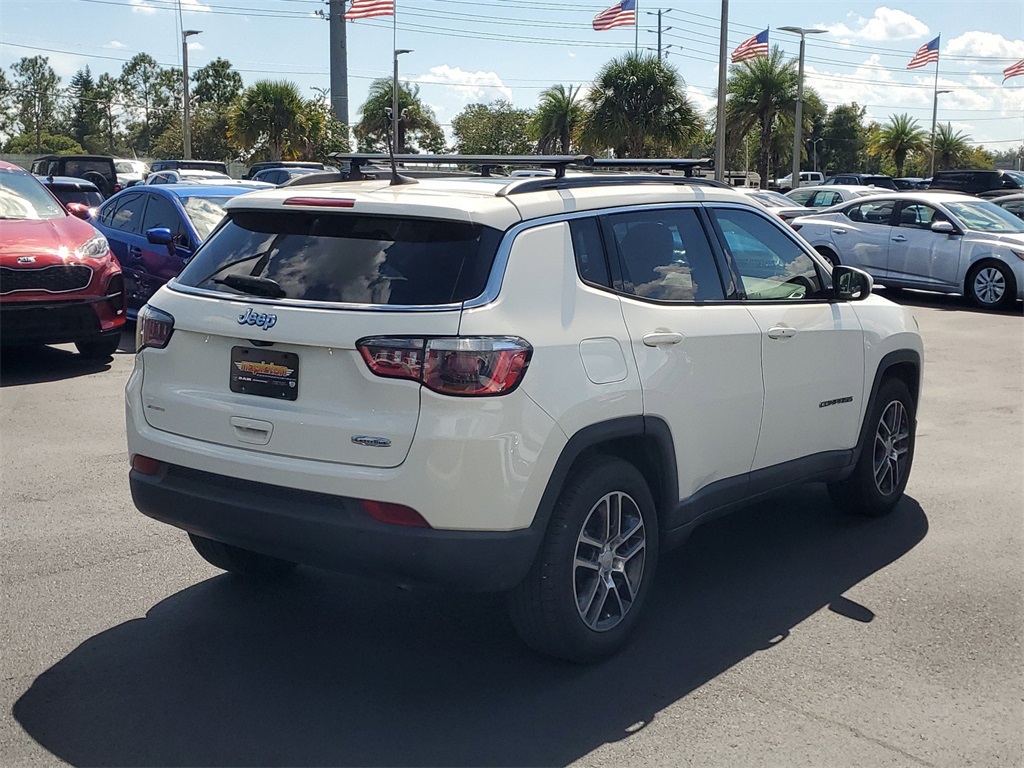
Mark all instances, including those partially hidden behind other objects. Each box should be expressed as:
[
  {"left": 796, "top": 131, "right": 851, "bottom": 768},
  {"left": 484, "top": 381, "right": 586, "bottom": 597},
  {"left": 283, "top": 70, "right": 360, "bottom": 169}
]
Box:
[
  {"left": 136, "top": 305, "right": 174, "bottom": 351},
  {"left": 357, "top": 336, "right": 532, "bottom": 396}
]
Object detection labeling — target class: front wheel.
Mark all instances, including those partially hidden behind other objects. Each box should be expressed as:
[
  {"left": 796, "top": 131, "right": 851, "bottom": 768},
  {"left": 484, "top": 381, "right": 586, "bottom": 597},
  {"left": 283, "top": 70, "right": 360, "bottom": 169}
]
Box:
[
  {"left": 966, "top": 261, "right": 1016, "bottom": 310},
  {"left": 829, "top": 378, "right": 916, "bottom": 517},
  {"left": 75, "top": 332, "right": 121, "bottom": 359},
  {"left": 508, "top": 456, "right": 659, "bottom": 663},
  {"left": 816, "top": 247, "right": 840, "bottom": 268}
]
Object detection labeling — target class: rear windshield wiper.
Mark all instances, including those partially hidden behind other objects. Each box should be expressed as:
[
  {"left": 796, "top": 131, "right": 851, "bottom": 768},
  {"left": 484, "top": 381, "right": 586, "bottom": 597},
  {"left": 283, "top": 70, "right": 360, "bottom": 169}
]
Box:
[{"left": 214, "top": 274, "right": 287, "bottom": 299}]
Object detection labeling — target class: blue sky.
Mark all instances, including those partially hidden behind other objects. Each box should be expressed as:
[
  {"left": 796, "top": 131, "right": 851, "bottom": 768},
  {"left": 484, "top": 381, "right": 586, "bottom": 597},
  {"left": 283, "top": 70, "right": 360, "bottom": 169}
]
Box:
[{"left": 1, "top": 0, "right": 1022, "bottom": 152}]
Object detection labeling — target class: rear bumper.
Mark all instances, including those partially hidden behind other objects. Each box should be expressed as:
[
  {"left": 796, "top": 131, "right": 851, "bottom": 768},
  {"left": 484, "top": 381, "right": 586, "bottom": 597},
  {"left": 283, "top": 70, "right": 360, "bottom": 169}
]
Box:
[{"left": 130, "top": 462, "right": 543, "bottom": 592}]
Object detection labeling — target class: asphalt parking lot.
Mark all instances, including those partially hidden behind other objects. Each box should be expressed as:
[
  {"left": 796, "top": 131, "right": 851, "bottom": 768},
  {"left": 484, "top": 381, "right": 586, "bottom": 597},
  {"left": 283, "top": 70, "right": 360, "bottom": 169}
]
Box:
[{"left": 1, "top": 289, "right": 1021, "bottom": 768}]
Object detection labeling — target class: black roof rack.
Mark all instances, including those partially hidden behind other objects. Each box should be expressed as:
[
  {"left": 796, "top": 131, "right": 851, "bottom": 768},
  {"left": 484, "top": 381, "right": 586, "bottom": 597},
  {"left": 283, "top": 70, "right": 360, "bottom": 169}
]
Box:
[
  {"left": 497, "top": 173, "right": 731, "bottom": 196},
  {"left": 328, "top": 153, "right": 594, "bottom": 179},
  {"left": 591, "top": 158, "right": 714, "bottom": 177}
]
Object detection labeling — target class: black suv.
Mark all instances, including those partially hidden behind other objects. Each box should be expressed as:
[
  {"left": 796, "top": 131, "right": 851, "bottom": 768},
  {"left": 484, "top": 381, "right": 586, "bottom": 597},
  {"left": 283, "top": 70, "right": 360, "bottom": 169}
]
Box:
[
  {"left": 30, "top": 155, "right": 119, "bottom": 198},
  {"left": 822, "top": 174, "right": 898, "bottom": 190},
  {"left": 929, "top": 169, "right": 1024, "bottom": 198},
  {"left": 149, "top": 159, "right": 229, "bottom": 175}
]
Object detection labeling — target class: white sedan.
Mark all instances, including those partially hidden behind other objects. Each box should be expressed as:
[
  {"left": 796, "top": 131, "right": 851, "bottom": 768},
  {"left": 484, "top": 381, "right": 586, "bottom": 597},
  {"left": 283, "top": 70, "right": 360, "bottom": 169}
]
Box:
[
  {"left": 792, "top": 191, "right": 1024, "bottom": 310},
  {"left": 785, "top": 185, "right": 880, "bottom": 209}
]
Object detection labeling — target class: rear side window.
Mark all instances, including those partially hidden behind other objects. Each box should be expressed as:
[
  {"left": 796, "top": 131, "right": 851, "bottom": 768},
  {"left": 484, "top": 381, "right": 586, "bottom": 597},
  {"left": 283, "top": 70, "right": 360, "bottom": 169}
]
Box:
[
  {"left": 569, "top": 218, "right": 611, "bottom": 288},
  {"left": 177, "top": 211, "right": 503, "bottom": 306}
]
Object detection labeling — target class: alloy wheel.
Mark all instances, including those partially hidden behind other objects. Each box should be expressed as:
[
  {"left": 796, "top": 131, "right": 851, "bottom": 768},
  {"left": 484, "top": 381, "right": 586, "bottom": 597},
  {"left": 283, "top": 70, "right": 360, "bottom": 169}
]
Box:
[
  {"left": 573, "top": 491, "right": 647, "bottom": 632},
  {"left": 973, "top": 267, "right": 1006, "bottom": 306},
  {"left": 873, "top": 400, "right": 910, "bottom": 496}
]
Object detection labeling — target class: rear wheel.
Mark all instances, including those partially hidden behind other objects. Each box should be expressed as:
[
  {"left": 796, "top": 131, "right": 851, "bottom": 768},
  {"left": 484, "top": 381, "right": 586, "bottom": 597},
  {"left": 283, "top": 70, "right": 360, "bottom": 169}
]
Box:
[
  {"left": 829, "top": 378, "right": 915, "bottom": 517},
  {"left": 508, "top": 456, "right": 659, "bottom": 663},
  {"left": 966, "top": 261, "right": 1016, "bottom": 310},
  {"left": 816, "top": 247, "right": 840, "bottom": 268},
  {"left": 188, "top": 533, "right": 297, "bottom": 578},
  {"left": 75, "top": 332, "right": 121, "bottom": 359}
]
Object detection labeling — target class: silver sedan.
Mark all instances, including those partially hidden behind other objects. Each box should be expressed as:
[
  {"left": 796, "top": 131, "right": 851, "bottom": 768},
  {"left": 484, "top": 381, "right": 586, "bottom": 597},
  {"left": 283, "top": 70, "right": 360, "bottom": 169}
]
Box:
[{"left": 792, "top": 191, "right": 1024, "bottom": 310}]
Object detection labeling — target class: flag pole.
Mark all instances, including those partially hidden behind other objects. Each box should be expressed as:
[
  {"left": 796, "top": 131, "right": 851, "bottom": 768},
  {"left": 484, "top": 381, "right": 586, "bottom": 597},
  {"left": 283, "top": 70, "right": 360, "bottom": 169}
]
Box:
[
  {"left": 929, "top": 48, "right": 940, "bottom": 177},
  {"left": 635, "top": 0, "right": 639, "bottom": 54}
]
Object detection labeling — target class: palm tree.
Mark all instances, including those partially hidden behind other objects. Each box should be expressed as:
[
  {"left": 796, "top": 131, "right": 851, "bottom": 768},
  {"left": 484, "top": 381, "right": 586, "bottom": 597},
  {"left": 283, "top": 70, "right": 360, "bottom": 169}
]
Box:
[
  {"left": 354, "top": 79, "right": 444, "bottom": 154},
  {"left": 871, "top": 113, "right": 927, "bottom": 177},
  {"left": 724, "top": 46, "right": 798, "bottom": 189},
  {"left": 933, "top": 123, "right": 971, "bottom": 171},
  {"left": 581, "top": 52, "right": 702, "bottom": 158},
  {"left": 531, "top": 84, "right": 584, "bottom": 154},
  {"left": 228, "top": 80, "right": 307, "bottom": 161}
]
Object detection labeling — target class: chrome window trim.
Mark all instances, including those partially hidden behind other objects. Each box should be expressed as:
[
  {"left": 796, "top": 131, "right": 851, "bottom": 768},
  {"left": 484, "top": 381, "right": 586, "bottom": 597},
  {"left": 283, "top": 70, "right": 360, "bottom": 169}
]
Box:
[{"left": 170, "top": 199, "right": 826, "bottom": 312}]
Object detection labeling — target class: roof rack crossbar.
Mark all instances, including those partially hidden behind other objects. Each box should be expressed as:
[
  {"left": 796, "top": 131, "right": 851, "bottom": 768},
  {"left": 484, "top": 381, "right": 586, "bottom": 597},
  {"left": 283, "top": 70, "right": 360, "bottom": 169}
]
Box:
[
  {"left": 496, "top": 174, "right": 731, "bottom": 197},
  {"left": 328, "top": 153, "right": 595, "bottom": 180}
]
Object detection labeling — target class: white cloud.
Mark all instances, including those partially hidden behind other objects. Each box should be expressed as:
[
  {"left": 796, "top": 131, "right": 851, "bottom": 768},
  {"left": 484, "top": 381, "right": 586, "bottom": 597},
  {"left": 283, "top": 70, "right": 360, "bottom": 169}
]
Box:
[
  {"left": 104, "top": 40, "right": 127, "bottom": 49},
  {"left": 686, "top": 86, "right": 716, "bottom": 116},
  {"left": 824, "top": 7, "right": 929, "bottom": 41},
  {"left": 945, "top": 31, "right": 1024, "bottom": 62},
  {"left": 129, "top": 0, "right": 156, "bottom": 15},
  {"left": 180, "top": 0, "right": 211, "bottom": 11},
  {"left": 187, "top": 41, "right": 204, "bottom": 51},
  {"left": 414, "top": 65, "right": 513, "bottom": 103}
]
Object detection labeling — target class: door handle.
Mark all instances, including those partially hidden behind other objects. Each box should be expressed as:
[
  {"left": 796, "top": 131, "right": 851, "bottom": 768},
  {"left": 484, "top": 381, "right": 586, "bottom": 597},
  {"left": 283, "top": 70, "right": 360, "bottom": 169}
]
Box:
[
  {"left": 766, "top": 325, "right": 797, "bottom": 340},
  {"left": 891, "top": 235, "right": 907, "bottom": 242},
  {"left": 128, "top": 245, "right": 143, "bottom": 257},
  {"left": 832, "top": 228, "right": 847, "bottom": 235},
  {"left": 642, "top": 332, "right": 684, "bottom": 347}
]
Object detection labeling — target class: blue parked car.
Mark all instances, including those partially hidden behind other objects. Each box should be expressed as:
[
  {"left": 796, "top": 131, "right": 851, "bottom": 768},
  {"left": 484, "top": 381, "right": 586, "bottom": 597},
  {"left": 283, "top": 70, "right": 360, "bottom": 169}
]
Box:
[{"left": 92, "top": 183, "right": 263, "bottom": 316}]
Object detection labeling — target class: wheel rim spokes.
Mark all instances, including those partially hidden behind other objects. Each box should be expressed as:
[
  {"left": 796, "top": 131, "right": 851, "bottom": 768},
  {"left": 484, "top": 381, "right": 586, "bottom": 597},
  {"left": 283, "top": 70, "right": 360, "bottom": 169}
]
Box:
[
  {"left": 975, "top": 268, "right": 1006, "bottom": 305},
  {"left": 573, "top": 491, "right": 646, "bottom": 632},
  {"left": 872, "top": 400, "right": 910, "bottom": 496}
]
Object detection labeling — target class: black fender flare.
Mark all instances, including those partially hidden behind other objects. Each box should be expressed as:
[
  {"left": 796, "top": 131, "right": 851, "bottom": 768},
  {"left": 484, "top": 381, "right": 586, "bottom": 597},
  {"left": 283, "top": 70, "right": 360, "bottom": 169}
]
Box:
[{"left": 848, "top": 349, "right": 922, "bottom": 470}]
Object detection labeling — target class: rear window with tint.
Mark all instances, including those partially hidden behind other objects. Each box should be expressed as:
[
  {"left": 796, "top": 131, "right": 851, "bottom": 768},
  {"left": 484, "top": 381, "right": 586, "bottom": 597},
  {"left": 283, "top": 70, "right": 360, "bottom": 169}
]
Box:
[{"left": 177, "top": 210, "right": 503, "bottom": 306}]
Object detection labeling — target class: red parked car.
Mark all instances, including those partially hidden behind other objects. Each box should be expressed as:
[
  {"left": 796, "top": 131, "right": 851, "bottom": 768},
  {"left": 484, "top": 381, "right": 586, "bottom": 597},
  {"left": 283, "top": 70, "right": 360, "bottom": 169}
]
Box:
[{"left": 0, "top": 161, "right": 126, "bottom": 358}]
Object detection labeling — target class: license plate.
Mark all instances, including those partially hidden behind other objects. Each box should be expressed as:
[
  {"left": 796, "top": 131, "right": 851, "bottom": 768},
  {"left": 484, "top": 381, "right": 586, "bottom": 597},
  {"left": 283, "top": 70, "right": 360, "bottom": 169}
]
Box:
[{"left": 230, "top": 347, "right": 299, "bottom": 401}]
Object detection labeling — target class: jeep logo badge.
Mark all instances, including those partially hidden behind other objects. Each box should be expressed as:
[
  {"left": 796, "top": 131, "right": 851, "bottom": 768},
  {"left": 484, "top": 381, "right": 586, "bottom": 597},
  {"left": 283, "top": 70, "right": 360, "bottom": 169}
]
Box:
[{"left": 238, "top": 307, "right": 277, "bottom": 330}]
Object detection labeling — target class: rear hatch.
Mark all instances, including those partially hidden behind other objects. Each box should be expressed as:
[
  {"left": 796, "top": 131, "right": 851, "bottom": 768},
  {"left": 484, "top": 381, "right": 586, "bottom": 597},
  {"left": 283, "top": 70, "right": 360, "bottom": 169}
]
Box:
[{"left": 139, "top": 206, "right": 504, "bottom": 468}]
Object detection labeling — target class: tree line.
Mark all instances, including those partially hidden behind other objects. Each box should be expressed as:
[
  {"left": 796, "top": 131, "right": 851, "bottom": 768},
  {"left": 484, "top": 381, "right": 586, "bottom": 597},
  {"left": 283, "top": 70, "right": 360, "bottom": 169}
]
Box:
[{"left": 0, "top": 48, "right": 1016, "bottom": 183}]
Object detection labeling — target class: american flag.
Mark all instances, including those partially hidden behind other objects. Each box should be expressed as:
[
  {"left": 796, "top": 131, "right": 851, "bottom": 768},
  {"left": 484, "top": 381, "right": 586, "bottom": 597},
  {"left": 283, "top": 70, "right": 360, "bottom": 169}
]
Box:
[
  {"left": 344, "top": 0, "right": 394, "bottom": 20},
  {"left": 592, "top": 0, "right": 635, "bottom": 32},
  {"left": 907, "top": 36, "right": 940, "bottom": 69},
  {"left": 731, "top": 29, "right": 769, "bottom": 63},
  {"left": 1004, "top": 59, "right": 1024, "bottom": 81}
]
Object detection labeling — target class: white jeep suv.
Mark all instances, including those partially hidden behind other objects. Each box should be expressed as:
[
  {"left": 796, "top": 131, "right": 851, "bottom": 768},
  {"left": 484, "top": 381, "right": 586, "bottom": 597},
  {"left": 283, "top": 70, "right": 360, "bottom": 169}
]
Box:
[{"left": 126, "top": 156, "right": 923, "bottom": 662}]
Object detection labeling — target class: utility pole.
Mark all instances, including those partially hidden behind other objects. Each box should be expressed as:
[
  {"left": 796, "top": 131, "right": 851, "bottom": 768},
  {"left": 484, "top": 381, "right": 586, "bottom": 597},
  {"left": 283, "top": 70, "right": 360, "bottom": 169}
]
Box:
[
  {"left": 329, "top": 0, "right": 349, "bottom": 127},
  {"left": 714, "top": 0, "right": 728, "bottom": 182},
  {"left": 182, "top": 29, "right": 201, "bottom": 160}
]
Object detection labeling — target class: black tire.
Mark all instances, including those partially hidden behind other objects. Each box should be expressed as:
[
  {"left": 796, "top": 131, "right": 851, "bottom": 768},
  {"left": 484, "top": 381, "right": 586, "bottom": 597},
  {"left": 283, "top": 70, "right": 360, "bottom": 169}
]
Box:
[
  {"left": 75, "top": 332, "right": 121, "bottom": 359},
  {"left": 965, "top": 260, "right": 1016, "bottom": 311},
  {"left": 508, "top": 456, "right": 659, "bottom": 663},
  {"left": 188, "top": 533, "right": 297, "bottom": 578},
  {"left": 828, "top": 378, "right": 915, "bottom": 517},
  {"left": 816, "top": 247, "right": 840, "bottom": 268}
]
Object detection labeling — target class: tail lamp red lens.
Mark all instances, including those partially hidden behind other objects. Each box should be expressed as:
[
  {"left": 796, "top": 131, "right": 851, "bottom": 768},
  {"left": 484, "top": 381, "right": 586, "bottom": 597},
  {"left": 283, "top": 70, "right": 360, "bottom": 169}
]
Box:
[
  {"left": 357, "top": 336, "right": 532, "bottom": 396},
  {"left": 136, "top": 305, "right": 174, "bottom": 351},
  {"left": 361, "top": 500, "right": 430, "bottom": 527}
]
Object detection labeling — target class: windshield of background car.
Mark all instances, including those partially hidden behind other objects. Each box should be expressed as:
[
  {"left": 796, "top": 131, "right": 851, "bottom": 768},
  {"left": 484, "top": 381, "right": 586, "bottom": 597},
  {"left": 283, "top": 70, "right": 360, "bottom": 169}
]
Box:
[
  {"left": 177, "top": 210, "right": 503, "bottom": 305},
  {"left": 181, "top": 196, "right": 232, "bottom": 240},
  {"left": 945, "top": 201, "right": 1024, "bottom": 233},
  {"left": 0, "top": 168, "right": 65, "bottom": 220}
]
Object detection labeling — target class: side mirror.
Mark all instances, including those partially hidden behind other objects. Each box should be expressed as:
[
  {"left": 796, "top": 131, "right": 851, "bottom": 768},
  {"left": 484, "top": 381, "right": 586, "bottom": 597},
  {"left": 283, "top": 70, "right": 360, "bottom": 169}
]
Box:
[
  {"left": 931, "top": 220, "right": 957, "bottom": 235},
  {"left": 146, "top": 227, "right": 174, "bottom": 246},
  {"left": 65, "top": 203, "right": 91, "bottom": 220},
  {"left": 832, "top": 265, "right": 873, "bottom": 302}
]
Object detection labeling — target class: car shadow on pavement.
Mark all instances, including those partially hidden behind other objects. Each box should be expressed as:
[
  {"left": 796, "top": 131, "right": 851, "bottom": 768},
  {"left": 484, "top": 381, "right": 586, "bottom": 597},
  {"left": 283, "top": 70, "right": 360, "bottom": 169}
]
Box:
[
  {"left": 13, "top": 485, "right": 927, "bottom": 767},
  {"left": 874, "top": 285, "right": 1023, "bottom": 316},
  {"left": 0, "top": 331, "right": 133, "bottom": 387}
]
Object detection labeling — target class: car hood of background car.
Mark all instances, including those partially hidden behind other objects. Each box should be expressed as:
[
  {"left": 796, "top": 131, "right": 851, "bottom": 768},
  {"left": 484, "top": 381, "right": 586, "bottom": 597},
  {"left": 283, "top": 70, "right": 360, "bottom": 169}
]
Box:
[{"left": 0, "top": 215, "right": 101, "bottom": 265}]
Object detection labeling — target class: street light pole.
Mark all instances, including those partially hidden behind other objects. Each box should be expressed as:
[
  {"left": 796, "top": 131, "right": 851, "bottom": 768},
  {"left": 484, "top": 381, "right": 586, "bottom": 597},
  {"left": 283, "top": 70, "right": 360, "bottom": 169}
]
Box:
[
  {"left": 182, "top": 29, "right": 201, "bottom": 160},
  {"left": 779, "top": 26, "right": 826, "bottom": 189},
  {"left": 930, "top": 89, "right": 952, "bottom": 176},
  {"left": 810, "top": 137, "right": 824, "bottom": 173},
  {"left": 392, "top": 49, "right": 412, "bottom": 154}
]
